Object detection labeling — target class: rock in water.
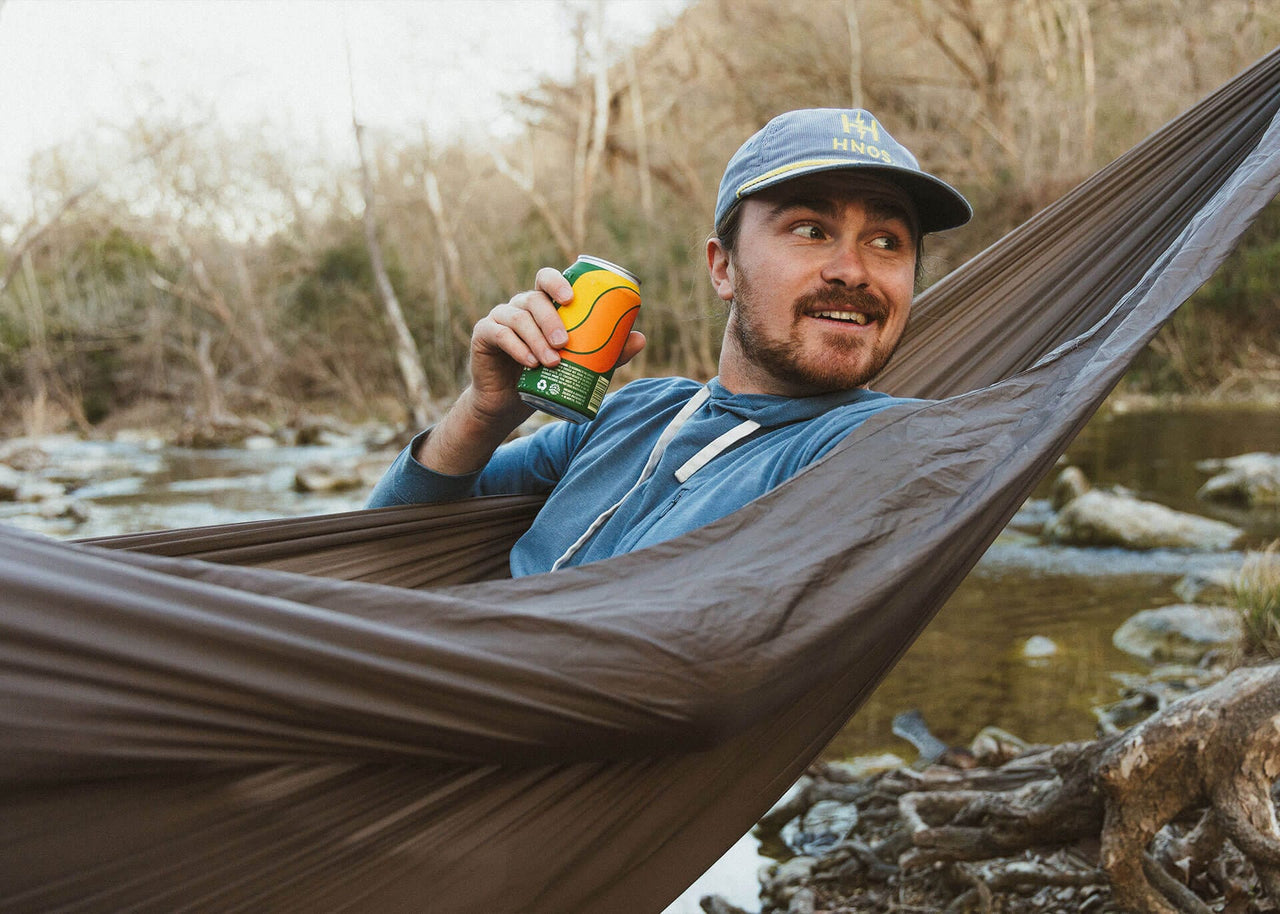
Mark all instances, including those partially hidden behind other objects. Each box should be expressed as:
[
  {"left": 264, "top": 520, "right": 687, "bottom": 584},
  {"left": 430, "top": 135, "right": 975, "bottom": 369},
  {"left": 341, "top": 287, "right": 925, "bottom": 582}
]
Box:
[
  {"left": 1196, "top": 452, "right": 1280, "bottom": 506},
  {"left": 1043, "top": 489, "right": 1242, "bottom": 550},
  {"left": 1112, "top": 604, "right": 1244, "bottom": 663}
]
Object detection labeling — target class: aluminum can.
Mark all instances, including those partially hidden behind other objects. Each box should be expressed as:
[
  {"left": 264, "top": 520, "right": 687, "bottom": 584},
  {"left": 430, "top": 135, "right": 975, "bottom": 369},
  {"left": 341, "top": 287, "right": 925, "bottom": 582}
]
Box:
[{"left": 517, "top": 255, "right": 641, "bottom": 423}]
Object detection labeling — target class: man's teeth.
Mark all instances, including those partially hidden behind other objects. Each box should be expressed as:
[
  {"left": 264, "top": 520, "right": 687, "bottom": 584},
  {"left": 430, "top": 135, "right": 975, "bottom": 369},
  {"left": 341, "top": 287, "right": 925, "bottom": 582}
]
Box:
[{"left": 812, "top": 310, "right": 870, "bottom": 324}]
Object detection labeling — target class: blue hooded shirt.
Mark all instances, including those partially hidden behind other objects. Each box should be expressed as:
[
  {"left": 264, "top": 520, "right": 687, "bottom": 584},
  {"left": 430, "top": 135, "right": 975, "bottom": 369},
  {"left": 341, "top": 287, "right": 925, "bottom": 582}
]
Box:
[{"left": 366, "top": 376, "right": 916, "bottom": 576}]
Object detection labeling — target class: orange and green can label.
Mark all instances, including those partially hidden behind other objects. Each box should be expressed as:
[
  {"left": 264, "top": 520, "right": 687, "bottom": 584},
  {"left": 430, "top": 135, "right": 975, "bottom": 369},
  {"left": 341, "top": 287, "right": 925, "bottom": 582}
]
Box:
[{"left": 517, "top": 255, "right": 641, "bottom": 423}]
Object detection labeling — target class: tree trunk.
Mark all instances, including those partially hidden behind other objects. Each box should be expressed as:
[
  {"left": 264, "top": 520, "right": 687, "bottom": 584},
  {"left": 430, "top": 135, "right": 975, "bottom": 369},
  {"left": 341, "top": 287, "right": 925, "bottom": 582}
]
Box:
[
  {"left": 491, "top": 145, "right": 577, "bottom": 263},
  {"left": 844, "top": 0, "right": 863, "bottom": 108},
  {"left": 347, "top": 53, "right": 430, "bottom": 429},
  {"left": 909, "top": 0, "right": 1019, "bottom": 171},
  {"left": 571, "top": 0, "right": 609, "bottom": 253},
  {"left": 1072, "top": 0, "right": 1097, "bottom": 165},
  {"left": 625, "top": 49, "right": 654, "bottom": 219},
  {"left": 421, "top": 165, "right": 472, "bottom": 311}
]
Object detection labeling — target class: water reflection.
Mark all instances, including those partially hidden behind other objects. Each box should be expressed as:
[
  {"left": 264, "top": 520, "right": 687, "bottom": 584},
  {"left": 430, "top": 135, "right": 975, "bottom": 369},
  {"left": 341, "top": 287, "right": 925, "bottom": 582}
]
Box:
[{"left": 824, "top": 543, "right": 1240, "bottom": 761}]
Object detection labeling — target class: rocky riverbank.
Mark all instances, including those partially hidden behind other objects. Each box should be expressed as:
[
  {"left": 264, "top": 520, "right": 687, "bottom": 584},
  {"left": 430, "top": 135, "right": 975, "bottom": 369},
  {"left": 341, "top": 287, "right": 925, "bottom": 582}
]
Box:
[
  {"left": 0, "top": 412, "right": 406, "bottom": 538},
  {"left": 704, "top": 706, "right": 1279, "bottom": 914},
  {"left": 697, "top": 460, "right": 1280, "bottom": 914},
  {"left": 703, "top": 653, "right": 1279, "bottom": 913}
]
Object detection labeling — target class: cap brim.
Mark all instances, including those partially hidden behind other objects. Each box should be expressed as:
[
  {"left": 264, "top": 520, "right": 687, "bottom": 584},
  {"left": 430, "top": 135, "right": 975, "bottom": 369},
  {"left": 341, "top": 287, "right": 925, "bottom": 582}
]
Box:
[{"left": 733, "top": 162, "right": 972, "bottom": 235}]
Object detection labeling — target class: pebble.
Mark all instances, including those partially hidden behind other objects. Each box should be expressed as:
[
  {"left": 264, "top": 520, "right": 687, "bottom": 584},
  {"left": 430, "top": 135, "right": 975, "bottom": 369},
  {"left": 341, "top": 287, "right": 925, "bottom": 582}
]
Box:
[{"left": 1021, "top": 635, "right": 1058, "bottom": 659}]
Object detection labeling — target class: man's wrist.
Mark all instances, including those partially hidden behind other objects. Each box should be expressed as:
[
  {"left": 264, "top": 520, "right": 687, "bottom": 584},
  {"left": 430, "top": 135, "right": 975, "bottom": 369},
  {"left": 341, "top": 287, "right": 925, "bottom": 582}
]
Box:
[
  {"left": 412, "top": 387, "right": 532, "bottom": 474},
  {"left": 456, "top": 384, "right": 534, "bottom": 430}
]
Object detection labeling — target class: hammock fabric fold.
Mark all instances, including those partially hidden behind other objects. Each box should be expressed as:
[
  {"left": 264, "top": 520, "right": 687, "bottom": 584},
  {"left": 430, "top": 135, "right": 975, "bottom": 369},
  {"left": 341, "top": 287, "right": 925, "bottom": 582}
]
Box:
[{"left": 3, "top": 49, "right": 1280, "bottom": 913}]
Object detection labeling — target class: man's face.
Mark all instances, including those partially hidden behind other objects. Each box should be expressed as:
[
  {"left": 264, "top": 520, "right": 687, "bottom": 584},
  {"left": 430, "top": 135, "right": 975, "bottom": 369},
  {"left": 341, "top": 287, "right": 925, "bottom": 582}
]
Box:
[{"left": 707, "top": 173, "right": 919, "bottom": 397}]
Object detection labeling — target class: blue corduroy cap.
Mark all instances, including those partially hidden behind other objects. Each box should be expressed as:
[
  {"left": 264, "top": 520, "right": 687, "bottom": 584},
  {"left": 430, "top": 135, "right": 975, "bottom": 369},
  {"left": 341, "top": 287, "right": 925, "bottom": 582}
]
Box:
[{"left": 714, "top": 108, "right": 972, "bottom": 235}]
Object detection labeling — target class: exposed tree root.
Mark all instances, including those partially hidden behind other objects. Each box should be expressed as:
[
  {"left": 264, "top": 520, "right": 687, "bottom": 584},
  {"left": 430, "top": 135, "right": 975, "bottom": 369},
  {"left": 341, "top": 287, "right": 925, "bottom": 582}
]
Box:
[
  {"left": 740, "top": 661, "right": 1280, "bottom": 914},
  {"left": 900, "top": 661, "right": 1280, "bottom": 914}
]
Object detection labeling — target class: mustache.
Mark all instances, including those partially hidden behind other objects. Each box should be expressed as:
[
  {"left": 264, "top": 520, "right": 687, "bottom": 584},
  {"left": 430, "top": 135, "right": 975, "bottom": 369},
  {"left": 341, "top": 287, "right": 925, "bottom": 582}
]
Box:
[{"left": 794, "top": 286, "right": 888, "bottom": 321}]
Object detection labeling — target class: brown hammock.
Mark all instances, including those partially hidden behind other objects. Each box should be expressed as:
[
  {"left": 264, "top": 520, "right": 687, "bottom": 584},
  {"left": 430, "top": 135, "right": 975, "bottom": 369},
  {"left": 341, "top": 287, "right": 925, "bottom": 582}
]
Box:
[{"left": 4, "top": 49, "right": 1280, "bottom": 914}]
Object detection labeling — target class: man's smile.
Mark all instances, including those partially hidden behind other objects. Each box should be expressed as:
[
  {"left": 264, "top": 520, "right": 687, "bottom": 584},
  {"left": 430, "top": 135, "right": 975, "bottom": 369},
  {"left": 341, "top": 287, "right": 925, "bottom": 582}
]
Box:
[
  {"left": 798, "top": 286, "right": 887, "bottom": 330},
  {"left": 808, "top": 309, "right": 872, "bottom": 325}
]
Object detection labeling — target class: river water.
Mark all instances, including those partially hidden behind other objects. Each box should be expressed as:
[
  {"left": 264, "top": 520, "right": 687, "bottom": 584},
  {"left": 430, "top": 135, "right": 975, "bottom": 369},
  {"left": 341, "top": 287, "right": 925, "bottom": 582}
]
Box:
[
  {"left": 830, "top": 404, "right": 1280, "bottom": 763},
  {"left": 4, "top": 404, "right": 1279, "bottom": 913}
]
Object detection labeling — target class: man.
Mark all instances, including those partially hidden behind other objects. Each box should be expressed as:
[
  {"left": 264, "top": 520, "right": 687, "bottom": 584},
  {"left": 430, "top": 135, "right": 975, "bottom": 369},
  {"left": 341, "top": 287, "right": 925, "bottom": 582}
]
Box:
[{"left": 367, "top": 108, "right": 971, "bottom": 576}]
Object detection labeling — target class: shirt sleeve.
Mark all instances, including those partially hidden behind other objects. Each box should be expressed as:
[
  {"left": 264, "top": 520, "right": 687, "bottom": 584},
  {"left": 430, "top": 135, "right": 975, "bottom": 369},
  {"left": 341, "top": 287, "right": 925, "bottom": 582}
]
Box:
[{"left": 364, "top": 421, "right": 584, "bottom": 508}]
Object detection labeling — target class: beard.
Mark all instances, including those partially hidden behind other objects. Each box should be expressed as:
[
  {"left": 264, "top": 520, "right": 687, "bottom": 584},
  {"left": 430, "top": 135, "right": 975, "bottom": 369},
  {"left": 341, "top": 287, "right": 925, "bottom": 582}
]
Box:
[{"left": 727, "top": 267, "right": 901, "bottom": 396}]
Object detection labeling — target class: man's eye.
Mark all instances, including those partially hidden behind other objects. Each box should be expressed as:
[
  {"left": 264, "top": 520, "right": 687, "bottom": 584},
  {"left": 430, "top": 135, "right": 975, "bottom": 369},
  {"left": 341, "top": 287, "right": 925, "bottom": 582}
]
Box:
[
  {"left": 869, "top": 235, "right": 899, "bottom": 250},
  {"left": 791, "top": 224, "right": 826, "bottom": 240}
]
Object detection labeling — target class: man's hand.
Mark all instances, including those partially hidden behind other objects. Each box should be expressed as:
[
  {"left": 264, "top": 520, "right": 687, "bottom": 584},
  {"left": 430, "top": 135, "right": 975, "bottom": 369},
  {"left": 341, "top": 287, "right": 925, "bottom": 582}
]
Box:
[
  {"left": 466, "top": 267, "right": 576, "bottom": 425},
  {"left": 414, "top": 267, "right": 645, "bottom": 475}
]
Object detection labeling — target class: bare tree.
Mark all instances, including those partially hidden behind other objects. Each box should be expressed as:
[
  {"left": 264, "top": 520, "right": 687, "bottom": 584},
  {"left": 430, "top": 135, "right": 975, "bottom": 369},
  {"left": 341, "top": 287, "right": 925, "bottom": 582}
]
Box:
[
  {"left": 490, "top": 143, "right": 577, "bottom": 262},
  {"left": 412, "top": 147, "right": 476, "bottom": 371},
  {"left": 2, "top": 126, "right": 184, "bottom": 300},
  {"left": 347, "top": 45, "right": 431, "bottom": 429},
  {"left": 495, "top": 1, "right": 616, "bottom": 260},
  {"left": 572, "top": 0, "right": 611, "bottom": 251},
  {"left": 1, "top": 182, "right": 96, "bottom": 300},
  {"left": 625, "top": 49, "right": 654, "bottom": 219},
  {"left": 909, "top": 0, "right": 1020, "bottom": 167},
  {"left": 1025, "top": 0, "right": 1096, "bottom": 173}
]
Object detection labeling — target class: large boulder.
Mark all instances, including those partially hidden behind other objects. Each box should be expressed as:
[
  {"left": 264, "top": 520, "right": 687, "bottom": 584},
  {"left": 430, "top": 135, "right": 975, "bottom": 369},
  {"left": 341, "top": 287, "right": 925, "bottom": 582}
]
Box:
[
  {"left": 294, "top": 462, "right": 366, "bottom": 494},
  {"left": 293, "top": 455, "right": 390, "bottom": 494},
  {"left": 1196, "top": 452, "right": 1280, "bottom": 506},
  {"left": 290, "top": 413, "right": 358, "bottom": 447},
  {"left": 780, "top": 798, "right": 860, "bottom": 857},
  {"left": 1112, "top": 604, "right": 1244, "bottom": 663},
  {"left": 1043, "top": 488, "right": 1242, "bottom": 551},
  {"left": 175, "top": 415, "right": 275, "bottom": 449},
  {"left": 16, "top": 478, "right": 67, "bottom": 502}
]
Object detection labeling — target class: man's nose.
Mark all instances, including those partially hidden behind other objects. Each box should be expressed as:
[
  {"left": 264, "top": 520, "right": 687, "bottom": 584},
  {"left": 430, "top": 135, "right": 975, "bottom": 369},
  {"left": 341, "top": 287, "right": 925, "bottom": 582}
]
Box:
[{"left": 819, "top": 241, "right": 871, "bottom": 287}]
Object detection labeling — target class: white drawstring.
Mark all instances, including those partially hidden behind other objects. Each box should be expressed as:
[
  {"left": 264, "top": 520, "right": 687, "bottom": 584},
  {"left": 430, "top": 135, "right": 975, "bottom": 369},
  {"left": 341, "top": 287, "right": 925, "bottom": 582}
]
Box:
[
  {"left": 550, "top": 387, "right": 758, "bottom": 570},
  {"left": 674, "top": 419, "right": 760, "bottom": 483}
]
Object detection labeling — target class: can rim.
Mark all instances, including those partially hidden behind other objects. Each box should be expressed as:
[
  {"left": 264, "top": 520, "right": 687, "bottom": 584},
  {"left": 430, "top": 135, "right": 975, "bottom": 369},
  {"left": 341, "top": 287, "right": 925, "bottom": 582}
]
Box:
[{"left": 577, "top": 254, "right": 640, "bottom": 286}]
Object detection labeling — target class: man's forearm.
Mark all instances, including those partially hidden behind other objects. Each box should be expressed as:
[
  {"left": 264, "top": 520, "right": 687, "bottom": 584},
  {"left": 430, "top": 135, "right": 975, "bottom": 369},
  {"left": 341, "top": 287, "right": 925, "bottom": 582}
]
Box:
[{"left": 412, "top": 387, "right": 533, "bottom": 475}]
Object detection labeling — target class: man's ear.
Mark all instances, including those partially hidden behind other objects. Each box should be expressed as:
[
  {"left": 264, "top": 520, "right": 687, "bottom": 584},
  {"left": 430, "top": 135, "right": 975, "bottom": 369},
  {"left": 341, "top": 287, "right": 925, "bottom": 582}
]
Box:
[{"left": 706, "top": 237, "right": 735, "bottom": 303}]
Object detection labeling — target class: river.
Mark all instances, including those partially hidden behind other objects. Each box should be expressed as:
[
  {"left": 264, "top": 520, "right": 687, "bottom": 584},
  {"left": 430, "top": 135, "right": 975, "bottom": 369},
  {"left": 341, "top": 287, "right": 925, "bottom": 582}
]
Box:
[
  {"left": 4, "top": 403, "right": 1279, "bottom": 913},
  {"left": 830, "top": 403, "right": 1280, "bottom": 762}
]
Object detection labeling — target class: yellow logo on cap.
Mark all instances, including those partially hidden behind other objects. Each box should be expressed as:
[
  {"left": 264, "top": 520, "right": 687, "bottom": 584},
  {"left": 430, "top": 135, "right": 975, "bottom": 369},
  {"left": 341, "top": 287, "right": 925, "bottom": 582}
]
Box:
[
  {"left": 733, "top": 111, "right": 896, "bottom": 201},
  {"left": 840, "top": 112, "right": 880, "bottom": 141}
]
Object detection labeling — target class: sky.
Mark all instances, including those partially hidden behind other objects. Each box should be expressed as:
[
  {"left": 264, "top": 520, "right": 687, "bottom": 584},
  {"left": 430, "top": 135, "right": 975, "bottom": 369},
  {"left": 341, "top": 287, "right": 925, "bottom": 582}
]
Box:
[{"left": 0, "top": 0, "right": 689, "bottom": 222}]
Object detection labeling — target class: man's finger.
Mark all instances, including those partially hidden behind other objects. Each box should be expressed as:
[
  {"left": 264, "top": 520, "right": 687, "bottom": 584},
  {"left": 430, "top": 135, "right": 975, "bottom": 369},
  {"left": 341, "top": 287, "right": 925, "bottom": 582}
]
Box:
[
  {"left": 615, "top": 331, "right": 647, "bottom": 368},
  {"left": 534, "top": 267, "right": 574, "bottom": 306},
  {"left": 482, "top": 304, "right": 561, "bottom": 367}
]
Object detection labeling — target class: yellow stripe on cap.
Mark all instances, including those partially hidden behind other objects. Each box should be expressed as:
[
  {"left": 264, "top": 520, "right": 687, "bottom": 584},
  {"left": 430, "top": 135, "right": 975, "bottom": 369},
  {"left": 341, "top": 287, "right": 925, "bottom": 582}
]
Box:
[{"left": 736, "top": 158, "right": 873, "bottom": 199}]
